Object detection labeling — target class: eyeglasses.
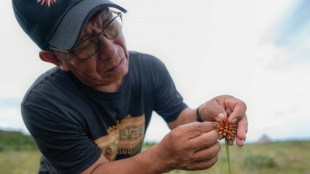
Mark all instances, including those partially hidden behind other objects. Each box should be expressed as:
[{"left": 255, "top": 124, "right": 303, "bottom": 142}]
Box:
[{"left": 50, "top": 11, "right": 123, "bottom": 60}]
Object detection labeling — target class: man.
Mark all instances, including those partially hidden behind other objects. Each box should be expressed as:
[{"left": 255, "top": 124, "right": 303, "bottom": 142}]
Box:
[{"left": 13, "top": 0, "right": 248, "bottom": 173}]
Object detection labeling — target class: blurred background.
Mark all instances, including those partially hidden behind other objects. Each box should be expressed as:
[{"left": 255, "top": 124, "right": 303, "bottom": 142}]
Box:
[{"left": 1, "top": 0, "right": 310, "bottom": 173}]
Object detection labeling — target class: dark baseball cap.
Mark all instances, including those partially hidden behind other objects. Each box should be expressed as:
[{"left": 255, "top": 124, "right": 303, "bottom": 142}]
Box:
[{"left": 12, "top": 0, "right": 127, "bottom": 50}]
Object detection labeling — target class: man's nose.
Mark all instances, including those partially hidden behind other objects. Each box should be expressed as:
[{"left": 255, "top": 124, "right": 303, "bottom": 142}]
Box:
[{"left": 97, "top": 34, "right": 117, "bottom": 60}]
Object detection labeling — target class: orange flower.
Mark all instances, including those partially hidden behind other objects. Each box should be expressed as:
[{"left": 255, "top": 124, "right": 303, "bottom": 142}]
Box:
[{"left": 215, "top": 119, "right": 237, "bottom": 141}]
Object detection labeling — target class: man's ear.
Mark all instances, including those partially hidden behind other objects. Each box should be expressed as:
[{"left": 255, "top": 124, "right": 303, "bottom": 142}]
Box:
[{"left": 39, "top": 51, "right": 69, "bottom": 71}]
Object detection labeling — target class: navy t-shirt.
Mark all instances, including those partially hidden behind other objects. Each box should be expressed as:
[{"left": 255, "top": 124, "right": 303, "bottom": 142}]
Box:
[{"left": 21, "top": 51, "right": 187, "bottom": 173}]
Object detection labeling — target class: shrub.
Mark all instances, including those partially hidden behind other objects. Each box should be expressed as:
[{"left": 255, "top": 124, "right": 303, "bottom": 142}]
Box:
[{"left": 243, "top": 153, "right": 277, "bottom": 168}]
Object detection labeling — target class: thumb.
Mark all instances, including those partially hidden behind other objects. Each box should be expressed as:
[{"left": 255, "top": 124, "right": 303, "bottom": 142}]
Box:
[
  {"left": 176, "top": 122, "right": 215, "bottom": 139},
  {"left": 200, "top": 100, "right": 227, "bottom": 122}
]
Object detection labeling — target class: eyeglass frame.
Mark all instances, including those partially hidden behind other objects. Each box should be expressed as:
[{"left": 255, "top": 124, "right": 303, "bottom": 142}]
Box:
[{"left": 49, "top": 11, "right": 123, "bottom": 60}]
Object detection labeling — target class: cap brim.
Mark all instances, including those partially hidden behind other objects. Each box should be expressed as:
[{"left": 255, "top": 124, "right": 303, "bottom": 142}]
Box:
[{"left": 48, "top": 0, "right": 126, "bottom": 50}]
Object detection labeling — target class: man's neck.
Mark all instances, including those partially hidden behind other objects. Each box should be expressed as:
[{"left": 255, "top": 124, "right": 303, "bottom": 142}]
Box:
[{"left": 92, "top": 79, "right": 123, "bottom": 93}]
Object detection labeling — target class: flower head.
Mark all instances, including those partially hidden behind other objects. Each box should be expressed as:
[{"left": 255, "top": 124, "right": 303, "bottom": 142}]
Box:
[{"left": 215, "top": 119, "right": 237, "bottom": 141}]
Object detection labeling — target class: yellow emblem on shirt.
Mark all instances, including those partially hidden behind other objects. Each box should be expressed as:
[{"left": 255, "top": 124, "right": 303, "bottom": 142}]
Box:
[{"left": 93, "top": 114, "right": 145, "bottom": 161}]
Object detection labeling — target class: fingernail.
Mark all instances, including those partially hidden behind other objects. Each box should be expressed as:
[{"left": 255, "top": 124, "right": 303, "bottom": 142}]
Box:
[
  {"left": 231, "top": 118, "right": 238, "bottom": 124},
  {"left": 218, "top": 113, "right": 225, "bottom": 118},
  {"left": 241, "top": 139, "right": 245, "bottom": 144}
]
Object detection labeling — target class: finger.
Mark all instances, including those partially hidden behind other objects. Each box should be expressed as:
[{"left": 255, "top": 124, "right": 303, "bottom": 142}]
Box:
[
  {"left": 237, "top": 115, "right": 248, "bottom": 139},
  {"left": 201, "top": 101, "right": 227, "bottom": 122},
  {"left": 227, "top": 100, "right": 247, "bottom": 122},
  {"left": 192, "top": 142, "right": 221, "bottom": 162},
  {"left": 187, "top": 153, "right": 219, "bottom": 170},
  {"left": 179, "top": 122, "right": 215, "bottom": 139},
  {"left": 236, "top": 138, "right": 245, "bottom": 147},
  {"left": 188, "top": 130, "right": 219, "bottom": 151},
  {"left": 225, "top": 108, "right": 233, "bottom": 116},
  {"left": 236, "top": 115, "right": 248, "bottom": 147}
]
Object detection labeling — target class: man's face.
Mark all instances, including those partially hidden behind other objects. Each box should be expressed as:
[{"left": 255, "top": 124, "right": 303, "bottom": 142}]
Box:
[{"left": 58, "top": 8, "right": 129, "bottom": 91}]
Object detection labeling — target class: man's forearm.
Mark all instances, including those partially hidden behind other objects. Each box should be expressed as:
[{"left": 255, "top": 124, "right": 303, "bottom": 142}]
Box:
[
  {"left": 91, "top": 144, "right": 171, "bottom": 174},
  {"left": 89, "top": 121, "right": 222, "bottom": 173},
  {"left": 168, "top": 108, "right": 197, "bottom": 129}
]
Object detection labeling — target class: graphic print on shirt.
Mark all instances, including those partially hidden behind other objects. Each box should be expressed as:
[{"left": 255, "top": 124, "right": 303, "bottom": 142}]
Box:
[
  {"left": 93, "top": 114, "right": 145, "bottom": 161},
  {"left": 37, "top": 0, "right": 56, "bottom": 7}
]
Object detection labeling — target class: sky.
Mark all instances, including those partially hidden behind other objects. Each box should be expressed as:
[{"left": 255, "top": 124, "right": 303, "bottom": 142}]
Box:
[{"left": 1, "top": 0, "right": 310, "bottom": 143}]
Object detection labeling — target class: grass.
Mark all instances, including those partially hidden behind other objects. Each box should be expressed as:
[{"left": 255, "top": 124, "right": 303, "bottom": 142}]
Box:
[
  {"left": 0, "top": 150, "right": 41, "bottom": 174},
  {"left": 0, "top": 141, "right": 310, "bottom": 174},
  {"left": 164, "top": 140, "right": 310, "bottom": 174}
]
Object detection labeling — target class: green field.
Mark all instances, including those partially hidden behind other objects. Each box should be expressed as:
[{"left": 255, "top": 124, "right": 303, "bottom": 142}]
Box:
[
  {"left": 163, "top": 141, "right": 310, "bottom": 174},
  {"left": 1, "top": 141, "right": 310, "bottom": 174}
]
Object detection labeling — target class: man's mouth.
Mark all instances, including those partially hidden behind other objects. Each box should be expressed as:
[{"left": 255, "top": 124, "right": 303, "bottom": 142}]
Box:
[{"left": 106, "top": 57, "right": 125, "bottom": 73}]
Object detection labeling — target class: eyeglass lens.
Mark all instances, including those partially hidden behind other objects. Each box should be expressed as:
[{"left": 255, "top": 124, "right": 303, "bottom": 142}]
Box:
[{"left": 74, "top": 13, "right": 122, "bottom": 59}]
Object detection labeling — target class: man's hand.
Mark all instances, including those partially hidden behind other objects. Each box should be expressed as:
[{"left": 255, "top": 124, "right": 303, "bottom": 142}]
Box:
[
  {"left": 155, "top": 122, "right": 220, "bottom": 172},
  {"left": 198, "top": 95, "right": 248, "bottom": 146}
]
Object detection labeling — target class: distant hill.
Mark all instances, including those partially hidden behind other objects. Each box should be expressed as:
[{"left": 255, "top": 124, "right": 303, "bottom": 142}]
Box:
[
  {"left": 0, "top": 129, "right": 38, "bottom": 151},
  {"left": 258, "top": 134, "right": 272, "bottom": 144}
]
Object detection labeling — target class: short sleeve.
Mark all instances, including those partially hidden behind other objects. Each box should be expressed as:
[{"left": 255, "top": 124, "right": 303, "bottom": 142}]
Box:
[
  {"left": 22, "top": 94, "right": 101, "bottom": 173},
  {"left": 151, "top": 57, "right": 188, "bottom": 122}
]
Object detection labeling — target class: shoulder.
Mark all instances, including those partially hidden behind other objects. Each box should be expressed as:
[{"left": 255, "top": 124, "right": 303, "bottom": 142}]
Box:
[
  {"left": 128, "top": 51, "right": 166, "bottom": 71},
  {"left": 21, "top": 67, "right": 80, "bottom": 109},
  {"left": 21, "top": 67, "right": 91, "bottom": 133},
  {"left": 127, "top": 51, "right": 172, "bottom": 89}
]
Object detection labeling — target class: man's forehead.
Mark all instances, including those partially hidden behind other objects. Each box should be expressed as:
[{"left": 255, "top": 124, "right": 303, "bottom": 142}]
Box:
[
  {"left": 78, "top": 8, "right": 112, "bottom": 42},
  {"left": 88, "top": 8, "right": 111, "bottom": 22}
]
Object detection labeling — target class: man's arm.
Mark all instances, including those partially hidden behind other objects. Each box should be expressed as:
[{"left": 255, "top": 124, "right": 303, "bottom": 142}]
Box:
[
  {"left": 81, "top": 95, "right": 247, "bottom": 173},
  {"left": 82, "top": 145, "right": 169, "bottom": 174},
  {"left": 167, "top": 108, "right": 196, "bottom": 129},
  {"left": 82, "top": 122, "right": 220, "bottom": 174}
]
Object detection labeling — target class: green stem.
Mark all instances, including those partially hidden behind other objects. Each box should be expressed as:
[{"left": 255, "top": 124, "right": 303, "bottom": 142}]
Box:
[{"left": 225, "top": 138, "right": 232, "bottom": 174}]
